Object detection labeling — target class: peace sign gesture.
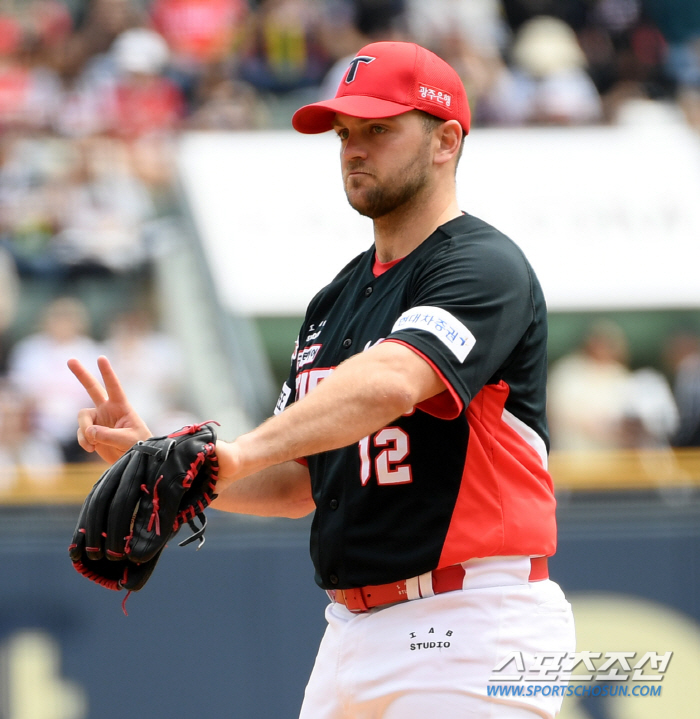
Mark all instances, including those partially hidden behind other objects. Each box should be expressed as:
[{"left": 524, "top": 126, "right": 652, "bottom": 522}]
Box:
[{"left": 68, "top": 355, "right": 152, "bottom": 465}]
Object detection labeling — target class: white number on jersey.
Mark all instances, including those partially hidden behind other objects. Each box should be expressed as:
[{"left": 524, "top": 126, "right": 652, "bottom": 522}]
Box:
[{"left": 359, "top": 427, "right": 413, "bottom": 486}]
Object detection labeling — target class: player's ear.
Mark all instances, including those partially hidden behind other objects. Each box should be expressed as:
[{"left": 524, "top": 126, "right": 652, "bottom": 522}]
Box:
[{"left": 434, "top": 120, "right": 462, "bottom": 167}]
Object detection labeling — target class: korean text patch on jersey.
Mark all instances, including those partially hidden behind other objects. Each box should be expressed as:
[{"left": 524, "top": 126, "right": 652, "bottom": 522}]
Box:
[
  {"left": 297, "top": 344, "right": 322, "bottom": 370},
  {"left": 391, "top": 306, "right": 476, "bottom": 363}
]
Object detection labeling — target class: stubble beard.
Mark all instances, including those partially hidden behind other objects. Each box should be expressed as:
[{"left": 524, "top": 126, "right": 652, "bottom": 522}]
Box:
[{"left": 344, "top": 142, "right": 432, "bottom": 220}]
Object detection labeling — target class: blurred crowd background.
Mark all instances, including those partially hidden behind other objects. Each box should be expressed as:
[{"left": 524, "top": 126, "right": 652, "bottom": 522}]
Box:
[{"left": 0, "top": 0, "right": 699, "bottom": 490}]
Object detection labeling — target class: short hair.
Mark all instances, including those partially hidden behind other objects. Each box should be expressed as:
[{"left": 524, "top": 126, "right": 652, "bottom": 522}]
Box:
[{"left": 417, "top": 111, "right": 466, "bottom": 167}]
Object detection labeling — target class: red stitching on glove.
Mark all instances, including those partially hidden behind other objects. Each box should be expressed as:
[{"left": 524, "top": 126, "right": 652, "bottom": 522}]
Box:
[
  {"left": 71, "top": 561, "right": 121, "bottom": 591},
  {"left": 167, "top": 420, "right": 220, "bottom": 438},
  {"left": 146, "top": 476, "right": 163, "bottom": 535},
  {"left": 121, "top": 566, "right": 131, "bottom": 615},
  {"left": 183, "top": 450, "right": 206, "bottom": 488},
  {"left": 124, "top": 530, "right": 134, "bottom": 555}
]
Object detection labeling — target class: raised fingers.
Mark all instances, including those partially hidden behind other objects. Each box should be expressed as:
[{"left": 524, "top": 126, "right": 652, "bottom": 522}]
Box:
[
  {"left": 68, "top": 356, "right": 129, "bottom": 407},
  {"left": 96, "top": 356, "right": 129, "bottom": 405},
  {"left": 68, "top": 358, "right": 107, "bottom": 406}
]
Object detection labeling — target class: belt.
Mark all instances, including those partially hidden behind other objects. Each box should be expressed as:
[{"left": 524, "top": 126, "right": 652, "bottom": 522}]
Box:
[{"left": 330, "top": 556, "right": 549, "bottom": 613}]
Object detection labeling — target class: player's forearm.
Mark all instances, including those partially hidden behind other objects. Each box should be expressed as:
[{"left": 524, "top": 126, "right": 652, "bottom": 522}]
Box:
[
  {"left": 238, "top": 377, "right": 405, "bottom": 470},
  {"left": 217, "top": 345, "right": 429, "bottom": 487},
  {"left": 211, "top": 460, "right": 314, "bottom": 518}
]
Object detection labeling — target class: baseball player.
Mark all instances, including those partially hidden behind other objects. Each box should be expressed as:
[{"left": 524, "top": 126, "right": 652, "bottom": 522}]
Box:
[{"left": 70, "top": 42, "right": 575, "bottom": 719}]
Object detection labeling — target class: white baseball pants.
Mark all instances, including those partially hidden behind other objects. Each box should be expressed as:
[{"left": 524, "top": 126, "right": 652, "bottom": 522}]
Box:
[{"left": 299, "top": 557, "right": 575, "bottom": 719}]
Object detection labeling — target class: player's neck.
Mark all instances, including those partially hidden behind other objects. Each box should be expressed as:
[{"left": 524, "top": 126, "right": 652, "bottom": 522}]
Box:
[{"left": 373, "top": 192, "right": 461, "bottom": 263}]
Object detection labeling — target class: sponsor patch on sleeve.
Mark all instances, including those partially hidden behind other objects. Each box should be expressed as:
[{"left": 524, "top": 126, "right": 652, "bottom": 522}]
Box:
[{"left": 391, "top": 306, "right": 476, "bottom": 363}]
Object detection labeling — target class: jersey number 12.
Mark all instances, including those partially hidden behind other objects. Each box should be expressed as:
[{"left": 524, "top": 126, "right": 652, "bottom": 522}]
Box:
[{"left": 358, "top": 427, "right": 413, "bottom": 486}]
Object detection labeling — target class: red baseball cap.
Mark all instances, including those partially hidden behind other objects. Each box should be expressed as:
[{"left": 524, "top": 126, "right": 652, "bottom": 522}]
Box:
[{"left": 292, "top": 41, "right": 471, "bottom": 135}]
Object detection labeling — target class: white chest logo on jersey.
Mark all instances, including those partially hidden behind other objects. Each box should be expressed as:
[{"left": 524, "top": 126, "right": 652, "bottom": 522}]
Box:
[
  {"left": 391, "top": 306, "right": 476, "bottom": 363},
  {"left": 305, "top": 320, "right": 327, "bottom": 343}
]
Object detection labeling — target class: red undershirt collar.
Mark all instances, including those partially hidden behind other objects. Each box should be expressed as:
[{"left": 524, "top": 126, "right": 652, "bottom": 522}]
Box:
[{"left": 373, "top": 254, "right": 404, "bottom": 277}]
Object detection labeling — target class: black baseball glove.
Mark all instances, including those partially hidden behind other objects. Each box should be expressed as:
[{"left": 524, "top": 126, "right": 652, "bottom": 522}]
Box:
[{"left": 69, "top": 421, "right": 219, "bottom": 607}]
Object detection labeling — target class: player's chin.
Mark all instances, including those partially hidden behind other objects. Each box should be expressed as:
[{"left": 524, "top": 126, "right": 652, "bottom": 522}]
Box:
[
  {"left": 346, "top": 196, "right": 374, "bottom": 218},
  {"left": 345, "top": 187, "right": 375, "bottom": 214}
]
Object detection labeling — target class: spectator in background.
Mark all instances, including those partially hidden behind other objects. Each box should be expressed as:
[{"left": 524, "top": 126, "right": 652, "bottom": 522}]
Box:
[
  {"left": 106, "top": 27, "right": 185, "bottom": 139},
  {"left": 52, "top": 2, "right": 151, "bottom": 138},
  {"left": 548, "top": 320, "right": 633, "bottom": 450},
  {"left": 619, "top": 365, "right": 679, "bottom": 449},
  {"left": 150, "top": 0, "right": 249, "bottom": 110},
  {"left": 151, "top": 0, "right": 247, "bottom": 67},
  {"left": 0, "top": 133, "right": 68, "bottom": 278},
  {"left": 578, "top": 0, "right": 672, "bottom": 123},
  {"left": 102, "top": 307, "right": 192, "bottom": 435},
  {"left": 238, "top": 0, "right": 331, "bottom": 95},
  {"left": 351, "top": 0, "right": 407, "bottom": 38},
  {"left": 481, "top": 15, "right": 603, "bottom": 125},
  {"left": 185, "top": 71, "right": 270, "bottom": 129},
  {"left": 0, "top": 11, "right": 63, "bottom": 132},
  {"left": 0, "top": 245, "right": 19, "bottom": 371},
  {"left": 61, "top": 0, "right": 144, "bottom": 73},
  {"left": 665, "top": 332, "right": 700, "bottom": 447},
  {"left": 406, "top": 0, "right": 506, "bottom": 57},
  {"left": 0, "top": 379, "right": 64, "bottom": 492},
  {"left": 501, "top": 0, "right": 590, "bottom": 34},
  {"left": 6, "top": 297, "right": 103, "bottom": 463},
  {"left": 549, "top": 320, "right": 680, "bottom": 452},
  {"left": 50, "top": 136, "right": 155, "bottom": 274},
  {"left": 642, "top": 0, "right": 700, "bottom": 130}
]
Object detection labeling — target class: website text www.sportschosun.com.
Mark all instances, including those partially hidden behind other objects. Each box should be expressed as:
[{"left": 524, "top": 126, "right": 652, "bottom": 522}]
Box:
[{"left": 487, "top": 684, "right": 663, "bottom": 699}]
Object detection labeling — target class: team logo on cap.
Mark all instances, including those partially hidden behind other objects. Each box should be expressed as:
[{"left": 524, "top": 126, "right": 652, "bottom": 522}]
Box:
[{"left": 345, "top": 55, "right": 375, "bottom": 83}]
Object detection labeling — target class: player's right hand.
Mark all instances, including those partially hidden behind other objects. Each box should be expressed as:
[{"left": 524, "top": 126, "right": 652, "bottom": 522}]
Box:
[{"left": 68, "top": 355, "right": 152, "bottom": 465}]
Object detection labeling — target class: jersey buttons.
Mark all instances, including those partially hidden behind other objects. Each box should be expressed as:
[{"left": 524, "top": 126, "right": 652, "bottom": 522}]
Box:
[{"left": 342, "top": 338, "right": 352, "bottom": 348}]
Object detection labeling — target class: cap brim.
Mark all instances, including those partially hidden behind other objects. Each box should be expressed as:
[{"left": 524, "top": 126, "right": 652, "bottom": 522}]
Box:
[{"left": 292, "top": 96, "right": 415, "bottom": 134}]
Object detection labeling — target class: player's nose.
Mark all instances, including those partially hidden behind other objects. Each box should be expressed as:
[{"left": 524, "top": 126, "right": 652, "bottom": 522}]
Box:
[{"left": 340, "top": 132, "right": 369, "bottom": 161}]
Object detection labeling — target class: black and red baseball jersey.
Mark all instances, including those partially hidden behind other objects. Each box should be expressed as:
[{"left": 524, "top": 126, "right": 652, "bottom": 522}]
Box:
[{"left": 275, "top": 213, "right": 557, "bottom": 590}]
